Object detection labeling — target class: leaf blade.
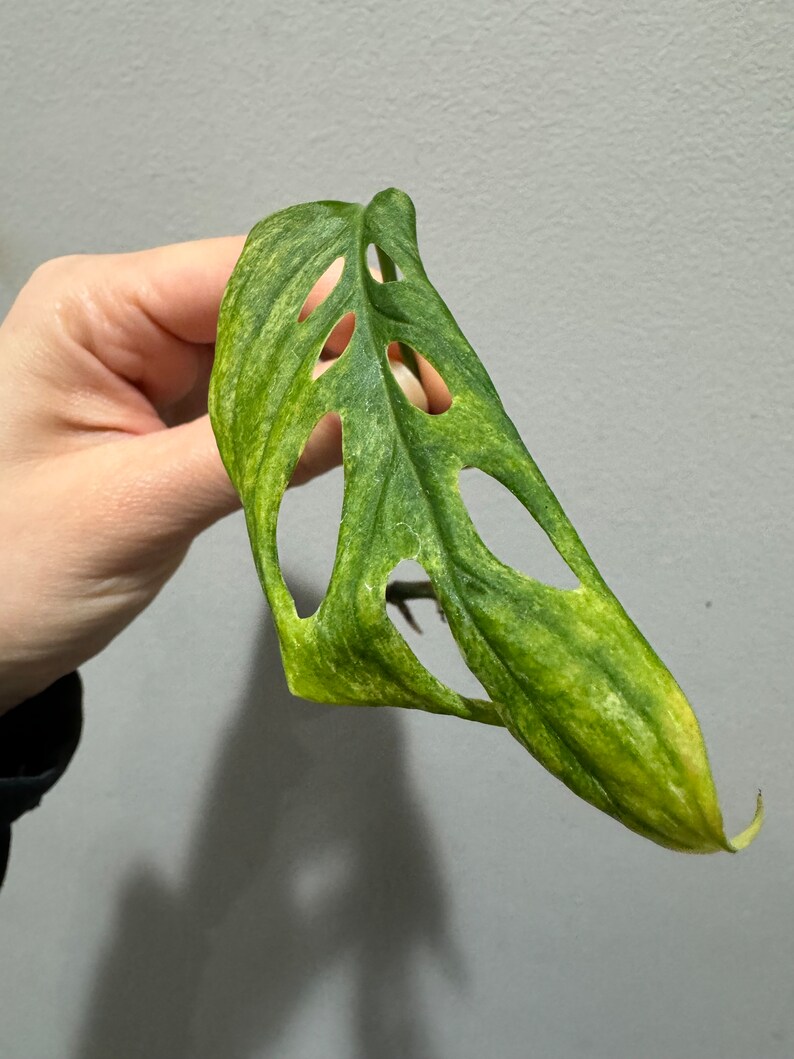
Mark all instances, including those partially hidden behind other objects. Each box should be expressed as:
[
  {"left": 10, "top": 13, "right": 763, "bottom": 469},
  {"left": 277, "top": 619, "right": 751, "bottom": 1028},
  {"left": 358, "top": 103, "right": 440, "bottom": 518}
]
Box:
[{"left": 210, "top": 188, "right": 761, "bottom": 854}]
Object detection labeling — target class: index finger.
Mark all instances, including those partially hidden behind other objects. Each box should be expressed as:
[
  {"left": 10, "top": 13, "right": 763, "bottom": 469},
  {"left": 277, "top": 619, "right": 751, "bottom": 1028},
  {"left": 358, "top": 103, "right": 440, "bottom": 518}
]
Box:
[
  {"left": 123, "top": 235, "right": 247, "bottom": 345},
  {"left": 6, "top": 237, "right": 246, "bottom": 410}
]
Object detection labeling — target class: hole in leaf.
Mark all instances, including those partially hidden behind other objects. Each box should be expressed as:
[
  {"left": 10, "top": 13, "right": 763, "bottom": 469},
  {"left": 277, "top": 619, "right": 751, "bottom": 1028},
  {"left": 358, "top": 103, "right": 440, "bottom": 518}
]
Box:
[
  {"left": 366, "top": 244, "right": 404, "bottom": 282},
  {"left": 387, "top": 560, "right": 489, "bottom": 700},
  {"left": 367, "top": 244, "right": 382, "bottom": 281},
  {"left": 277, "top": 441, "right": 345, "bottom": 618},
  {"left": 317, "top": 312, "right": 355, "bottom": 364},
  {"left": 386, "top": 344, "right": 452, "bottom": 415},
  {"left": 458, "top": 469, "right": 579, "bottom": 590},
  {"left": 298, "top": 257, "right": 344, "bottom": 321}
]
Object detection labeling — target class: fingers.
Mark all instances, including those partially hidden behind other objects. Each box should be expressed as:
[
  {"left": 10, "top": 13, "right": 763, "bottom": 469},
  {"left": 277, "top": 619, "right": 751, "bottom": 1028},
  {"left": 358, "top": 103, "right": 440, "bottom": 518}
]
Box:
[
  {"left": 7, "top": 243, "right": 452, "bottom": 421},
  {"left": 6, "top": 237, "right": 246, "bottom": 411},
  {"left": 104, "top": 354, "right": 433, "bottom": 547},
  {"left": 104, "top": 415, "right": 242, "bottom": 545},
  {"left": 417, "top": 355, "right": 452, "bottom": 414},
  {"left": 121, "top": 235, "right": 247, "bottom": 342},
  {"left": 4, "top": 240, "right": 449, "bottom": 549},
  {"left": 389, "top": 361, "right": 430, "bottom": 412},
  {"left": 320, "top": 312, "right": 355, "bottom": 359}
]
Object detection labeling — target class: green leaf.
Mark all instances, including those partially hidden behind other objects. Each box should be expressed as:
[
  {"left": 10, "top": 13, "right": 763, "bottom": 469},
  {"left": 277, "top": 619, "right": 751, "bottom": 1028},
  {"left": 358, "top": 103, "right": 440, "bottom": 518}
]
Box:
[{"left": 209, "top": 188, "right": 762, "bottom": 854}]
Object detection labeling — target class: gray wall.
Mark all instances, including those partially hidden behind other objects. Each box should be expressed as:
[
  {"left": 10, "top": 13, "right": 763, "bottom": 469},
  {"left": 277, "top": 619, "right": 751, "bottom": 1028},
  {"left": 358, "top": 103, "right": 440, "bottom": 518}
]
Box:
[{"left": 2, "top": 2, "right": 792, "bottom": 1057}]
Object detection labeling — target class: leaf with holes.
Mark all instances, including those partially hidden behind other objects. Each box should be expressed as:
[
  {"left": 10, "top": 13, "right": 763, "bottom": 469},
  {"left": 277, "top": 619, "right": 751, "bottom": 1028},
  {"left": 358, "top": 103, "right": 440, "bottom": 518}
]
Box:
[{"left": 209, "top": 188, "right": 762, "bottom": 854}]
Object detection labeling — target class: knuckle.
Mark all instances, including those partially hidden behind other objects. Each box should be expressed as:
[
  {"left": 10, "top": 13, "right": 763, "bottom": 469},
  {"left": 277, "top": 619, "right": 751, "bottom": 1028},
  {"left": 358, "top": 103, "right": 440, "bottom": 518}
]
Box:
[
  {"left": 27, "top": 253, "right": 90, "bottom": 288},
  {"left": 4, "top": 254, "right": 101, "bottom": 335}
]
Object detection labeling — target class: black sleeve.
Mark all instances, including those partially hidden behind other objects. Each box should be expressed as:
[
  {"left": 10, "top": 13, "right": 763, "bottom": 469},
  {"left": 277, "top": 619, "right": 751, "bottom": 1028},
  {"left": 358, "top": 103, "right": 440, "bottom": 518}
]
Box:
[{"left": 0, "top": 672, "right": 83, "bottom": 888}]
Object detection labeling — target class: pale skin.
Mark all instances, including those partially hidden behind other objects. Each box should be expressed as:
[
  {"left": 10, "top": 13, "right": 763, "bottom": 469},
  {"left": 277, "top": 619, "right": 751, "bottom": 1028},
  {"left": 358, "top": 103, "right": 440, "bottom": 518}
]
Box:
[{"left": 0, "top": 238, "right": 450, "bottom": 715}]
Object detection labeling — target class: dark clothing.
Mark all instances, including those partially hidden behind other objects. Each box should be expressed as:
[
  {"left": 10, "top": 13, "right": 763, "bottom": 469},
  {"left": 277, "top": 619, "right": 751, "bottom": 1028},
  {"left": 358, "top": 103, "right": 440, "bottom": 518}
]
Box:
[{"left": 0, "top": 673, "right": 82, "bottom": 887}]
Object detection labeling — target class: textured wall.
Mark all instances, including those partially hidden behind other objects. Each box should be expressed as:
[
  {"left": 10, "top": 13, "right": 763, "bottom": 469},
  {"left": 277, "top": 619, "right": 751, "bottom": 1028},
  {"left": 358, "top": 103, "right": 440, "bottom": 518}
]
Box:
[{"left": 1, "top": 1, "right": 792, "bottom": 1057}]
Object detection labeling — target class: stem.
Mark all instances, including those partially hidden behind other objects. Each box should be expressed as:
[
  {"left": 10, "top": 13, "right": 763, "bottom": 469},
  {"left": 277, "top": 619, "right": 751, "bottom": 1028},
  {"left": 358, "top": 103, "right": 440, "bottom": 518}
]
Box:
[{"left": 375, "top": 247, "right": 421, "bottom": 381}]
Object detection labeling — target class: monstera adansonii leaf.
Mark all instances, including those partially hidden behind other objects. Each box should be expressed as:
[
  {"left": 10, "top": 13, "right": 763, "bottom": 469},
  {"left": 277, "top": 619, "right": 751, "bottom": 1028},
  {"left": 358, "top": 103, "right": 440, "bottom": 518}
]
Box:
[{"left": 209, "top": 187, "right": 762, "bottom": 854}]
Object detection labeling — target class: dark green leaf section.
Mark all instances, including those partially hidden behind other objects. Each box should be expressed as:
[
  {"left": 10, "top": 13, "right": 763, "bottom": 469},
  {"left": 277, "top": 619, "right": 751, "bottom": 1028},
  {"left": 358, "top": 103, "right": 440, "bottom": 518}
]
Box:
[{"left": 209, "top": 188, "right": 762, "bottom": 854}]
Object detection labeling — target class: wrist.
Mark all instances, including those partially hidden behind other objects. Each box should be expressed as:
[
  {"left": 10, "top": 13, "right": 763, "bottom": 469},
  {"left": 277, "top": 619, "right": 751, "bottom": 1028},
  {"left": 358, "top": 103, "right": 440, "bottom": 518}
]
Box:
[
  {"left": 0, "top": 664, "right": 69, "bottom": 718},
  {"left": 0, "top": 682, "right": 37, "bottom": 717}
]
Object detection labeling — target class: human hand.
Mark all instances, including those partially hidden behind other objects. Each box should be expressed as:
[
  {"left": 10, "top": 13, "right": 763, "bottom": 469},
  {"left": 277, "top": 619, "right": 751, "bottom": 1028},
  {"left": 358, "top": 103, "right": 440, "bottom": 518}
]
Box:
[{"left": 0, "top": 239, "right": 446, "bottom": 713}]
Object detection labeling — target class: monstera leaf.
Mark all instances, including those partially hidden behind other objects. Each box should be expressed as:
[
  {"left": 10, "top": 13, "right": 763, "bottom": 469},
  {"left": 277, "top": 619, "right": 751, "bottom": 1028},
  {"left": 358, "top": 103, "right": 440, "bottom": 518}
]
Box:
[{"left": 209, "top": 188, "right": 762, "bottom": 854}]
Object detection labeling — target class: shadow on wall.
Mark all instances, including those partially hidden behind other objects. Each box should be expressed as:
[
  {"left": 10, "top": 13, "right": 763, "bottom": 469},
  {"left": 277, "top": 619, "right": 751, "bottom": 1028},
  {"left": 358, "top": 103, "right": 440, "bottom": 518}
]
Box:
[{"left": 71, "top": 587, "right": 463, "bottom": 1059}]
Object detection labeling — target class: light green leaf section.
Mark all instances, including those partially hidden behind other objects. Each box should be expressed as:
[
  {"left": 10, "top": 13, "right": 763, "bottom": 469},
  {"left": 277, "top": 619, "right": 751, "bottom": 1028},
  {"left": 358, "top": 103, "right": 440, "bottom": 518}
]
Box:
[{"left": 209, "top": 188, "right": 762, "bottom": 854}]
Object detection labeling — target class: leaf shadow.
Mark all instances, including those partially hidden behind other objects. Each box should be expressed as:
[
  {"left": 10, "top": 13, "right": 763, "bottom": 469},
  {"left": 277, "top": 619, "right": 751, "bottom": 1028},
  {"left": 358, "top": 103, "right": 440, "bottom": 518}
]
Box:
[{"left": 70, "top": 586, "right": 463, "bottom": 1059}]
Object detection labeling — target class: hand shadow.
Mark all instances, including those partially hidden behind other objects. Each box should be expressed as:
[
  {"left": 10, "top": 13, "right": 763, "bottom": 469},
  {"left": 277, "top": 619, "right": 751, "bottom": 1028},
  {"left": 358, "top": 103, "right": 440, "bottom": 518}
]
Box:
[{"left": 71, "top": 585, "right": 464, "bottom": 1059}]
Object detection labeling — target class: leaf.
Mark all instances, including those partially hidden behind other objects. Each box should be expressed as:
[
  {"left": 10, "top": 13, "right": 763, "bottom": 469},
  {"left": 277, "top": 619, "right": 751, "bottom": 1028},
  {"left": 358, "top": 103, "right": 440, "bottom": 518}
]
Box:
[{"left": 209, "top": 188, "right": 762, "bottom": 854}]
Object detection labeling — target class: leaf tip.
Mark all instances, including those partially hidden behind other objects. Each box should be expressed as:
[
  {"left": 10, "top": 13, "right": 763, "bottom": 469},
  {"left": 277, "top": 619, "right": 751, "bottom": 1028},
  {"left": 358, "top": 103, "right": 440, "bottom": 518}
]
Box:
[
  {"left": 370, "top": 186, "right": 415, "bottom": 216},
  {"left": 727, "top": 789, "right": 764, "bottom": 852}
]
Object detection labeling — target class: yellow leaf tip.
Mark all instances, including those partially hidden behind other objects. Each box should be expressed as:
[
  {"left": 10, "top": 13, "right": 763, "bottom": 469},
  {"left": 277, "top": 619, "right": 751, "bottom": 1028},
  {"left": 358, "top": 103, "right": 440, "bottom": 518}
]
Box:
[{"left": 727, "top": 789, "right": 764, "bottom": 852}]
